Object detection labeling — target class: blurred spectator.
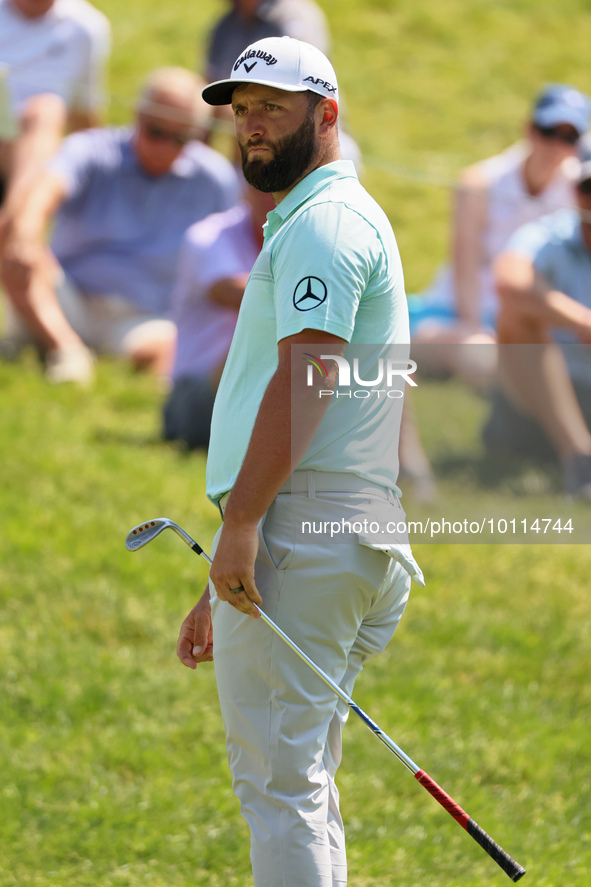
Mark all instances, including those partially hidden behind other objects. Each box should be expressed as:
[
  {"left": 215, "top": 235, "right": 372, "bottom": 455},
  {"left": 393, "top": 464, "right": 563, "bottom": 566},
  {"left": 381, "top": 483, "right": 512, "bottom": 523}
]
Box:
[
  {"left": 0, "top": 68, "right": 239, "bottom": 384},
  {"left": 409, "top": 84, "right": 590, "bottom": 387},
  {"left": 164, "top": 183, "right": 274, "bottom": 449},
  {"left": 484, "top": 159, "right": 591, "bottom": 499},
  {"left": 205, "top": 0, "right": 330, "bottom": 86},
  {"left": 0, "top": 0, "right": 111, "bottom": 239}
]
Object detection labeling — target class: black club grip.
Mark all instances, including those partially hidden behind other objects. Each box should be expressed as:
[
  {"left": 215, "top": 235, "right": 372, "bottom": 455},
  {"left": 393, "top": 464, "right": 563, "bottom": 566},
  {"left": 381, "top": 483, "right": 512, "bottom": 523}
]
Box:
[
  {"left": 467, "top": 818, "right": 526, "bottom": 882},
  {"left": 415, "top": 770, "right": 526, "bottom": 881}
]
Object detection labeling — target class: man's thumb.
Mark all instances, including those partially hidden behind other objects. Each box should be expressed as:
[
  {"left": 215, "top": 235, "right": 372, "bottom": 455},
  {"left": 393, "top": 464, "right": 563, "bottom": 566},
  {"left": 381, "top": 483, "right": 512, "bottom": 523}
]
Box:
[{"left": 192, "top": 618, "right": 207, "bottom": 656}]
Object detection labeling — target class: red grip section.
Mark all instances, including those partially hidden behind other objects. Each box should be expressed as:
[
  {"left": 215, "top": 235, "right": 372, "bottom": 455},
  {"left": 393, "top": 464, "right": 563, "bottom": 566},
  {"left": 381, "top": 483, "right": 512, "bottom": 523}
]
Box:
[{"left": 415, "top": 769, "right": 470, "bottom": 829}]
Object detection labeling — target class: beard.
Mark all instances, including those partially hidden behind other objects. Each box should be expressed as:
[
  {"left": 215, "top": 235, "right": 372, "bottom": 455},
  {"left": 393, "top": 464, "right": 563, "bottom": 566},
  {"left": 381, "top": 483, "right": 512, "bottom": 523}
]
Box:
[{"left": 239, "top": 112, "right": 317, "bottom": 193}]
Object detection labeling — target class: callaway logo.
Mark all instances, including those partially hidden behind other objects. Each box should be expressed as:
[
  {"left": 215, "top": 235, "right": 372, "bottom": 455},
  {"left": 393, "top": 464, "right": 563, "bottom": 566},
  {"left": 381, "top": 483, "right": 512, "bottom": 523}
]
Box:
[
  {"left": 304, "top": 76, "right": 336, "bottom": 94},
  {"left": 293, "top": 277, "right": 327, "bottom": 311},
  {"left": 234, "top": 49, "right": 278, "bottom": 72}
]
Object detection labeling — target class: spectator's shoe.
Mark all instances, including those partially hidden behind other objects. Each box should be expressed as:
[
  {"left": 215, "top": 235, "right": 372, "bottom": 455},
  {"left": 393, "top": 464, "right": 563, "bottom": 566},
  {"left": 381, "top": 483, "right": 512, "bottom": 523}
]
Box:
[
  {"left": 562, "top": 453, "right": 591, "bottom": 500},
  {"left": 45, "top": 345, "right": 95, "bottom": 387}
]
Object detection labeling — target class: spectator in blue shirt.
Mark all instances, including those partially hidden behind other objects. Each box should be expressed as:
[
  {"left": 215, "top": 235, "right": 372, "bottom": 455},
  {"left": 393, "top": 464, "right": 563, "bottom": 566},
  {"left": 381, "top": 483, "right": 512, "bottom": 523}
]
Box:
[
  {"left": 485, "top": 158, "right": 591, "bottom": 498},
  {"left": 0, "top": 67, "right": 239, "bottom": 384}
]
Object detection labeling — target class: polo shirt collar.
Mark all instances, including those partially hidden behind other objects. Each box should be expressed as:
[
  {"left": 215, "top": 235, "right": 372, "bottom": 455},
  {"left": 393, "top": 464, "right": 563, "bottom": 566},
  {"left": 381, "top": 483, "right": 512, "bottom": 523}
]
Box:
[{"left": 264, "top": 160, "right": 358, "bottom": 236}]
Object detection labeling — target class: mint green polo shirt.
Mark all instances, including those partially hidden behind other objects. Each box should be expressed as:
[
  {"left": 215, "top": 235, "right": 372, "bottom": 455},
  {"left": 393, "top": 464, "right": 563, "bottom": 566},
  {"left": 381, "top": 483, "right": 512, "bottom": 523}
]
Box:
[{"left": 205, "top": 160, "right": 409, "bottom": 504}]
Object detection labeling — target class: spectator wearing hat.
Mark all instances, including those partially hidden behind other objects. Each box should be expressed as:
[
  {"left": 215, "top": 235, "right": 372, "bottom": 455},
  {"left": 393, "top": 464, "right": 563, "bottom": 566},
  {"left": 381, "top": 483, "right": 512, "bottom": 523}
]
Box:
[
  {"left": 0, "top": 68, "right": 239, "bottom": 384},
  {"left": 409, "top": 84, "right": 591, "bottom": 386},
  {"left": 484, "top": 157, "right": 591, "bottom": 498},
  {"left": 0, "top": 0, "right": 110, "bottom": 240}
]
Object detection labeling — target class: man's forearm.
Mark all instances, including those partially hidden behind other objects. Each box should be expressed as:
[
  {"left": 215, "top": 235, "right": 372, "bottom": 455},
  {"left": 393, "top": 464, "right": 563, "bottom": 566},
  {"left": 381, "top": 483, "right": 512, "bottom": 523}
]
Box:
[
  {"left": 504, "top": 282, "right": 591, "bottom": 337},
  {"left": 544, "top": 289, "right": 591, "bottom": 338},
  {"left": 8, "top": 170, "right": 66, "bottom": 242},
  {"left": 3, "top": 95, "right": 66, "bottom": 216},
  {"left": 223, "top": 355, "right": 337, "bottom": 528}
]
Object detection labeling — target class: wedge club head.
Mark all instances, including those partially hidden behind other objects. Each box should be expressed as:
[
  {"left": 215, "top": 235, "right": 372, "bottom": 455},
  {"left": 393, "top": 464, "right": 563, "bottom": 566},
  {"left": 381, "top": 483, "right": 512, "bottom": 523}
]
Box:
[{"left": 125, "top": 517, "right": 204, "bottom": 555}]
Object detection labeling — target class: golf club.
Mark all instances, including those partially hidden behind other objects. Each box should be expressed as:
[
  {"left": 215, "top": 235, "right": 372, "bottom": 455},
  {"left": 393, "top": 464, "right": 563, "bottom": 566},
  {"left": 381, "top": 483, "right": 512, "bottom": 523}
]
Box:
[{"left": 126, "top": 516, "right": 526, "bottom": 882}]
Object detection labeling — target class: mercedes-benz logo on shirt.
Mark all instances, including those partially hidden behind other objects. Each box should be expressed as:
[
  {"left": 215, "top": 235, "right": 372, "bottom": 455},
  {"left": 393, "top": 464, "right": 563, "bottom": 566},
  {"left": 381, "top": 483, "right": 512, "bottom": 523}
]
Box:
[{"left": 293, "top": 276, "right": 327, "bottom": 311}]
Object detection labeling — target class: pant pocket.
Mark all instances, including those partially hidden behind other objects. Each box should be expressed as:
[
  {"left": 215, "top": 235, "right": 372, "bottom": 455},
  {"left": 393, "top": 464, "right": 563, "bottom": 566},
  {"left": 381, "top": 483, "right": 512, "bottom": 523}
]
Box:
[{"left": 259, "top": 499, "right": 295, "bottom": 571}]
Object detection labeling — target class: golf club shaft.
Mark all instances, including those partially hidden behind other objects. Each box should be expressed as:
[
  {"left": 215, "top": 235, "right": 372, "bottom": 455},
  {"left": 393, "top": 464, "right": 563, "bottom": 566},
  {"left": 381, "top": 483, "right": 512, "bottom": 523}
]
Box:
[
  {"left": 188, "top": 536, "right": 525, "bottom": 880},
  {"left": 135, "top": 522, "right": 526, "bottom": 882}
]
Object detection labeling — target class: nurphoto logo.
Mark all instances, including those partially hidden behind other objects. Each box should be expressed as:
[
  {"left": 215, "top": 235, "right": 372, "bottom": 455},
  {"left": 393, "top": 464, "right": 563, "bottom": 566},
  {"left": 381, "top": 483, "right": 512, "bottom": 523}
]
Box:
[{"left": 303, "top": 353, "right": 417, "bottom": 398}]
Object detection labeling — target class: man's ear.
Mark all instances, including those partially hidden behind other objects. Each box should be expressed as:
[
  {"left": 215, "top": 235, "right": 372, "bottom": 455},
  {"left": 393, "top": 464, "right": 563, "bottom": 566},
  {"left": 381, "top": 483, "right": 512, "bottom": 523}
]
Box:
[{"left": 318, "top": 98, "right": 338, "bottom": 130}]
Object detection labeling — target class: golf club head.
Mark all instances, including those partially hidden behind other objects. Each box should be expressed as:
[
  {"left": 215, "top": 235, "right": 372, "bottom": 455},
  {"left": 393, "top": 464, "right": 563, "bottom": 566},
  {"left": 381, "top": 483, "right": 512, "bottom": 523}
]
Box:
[{"left": 125, "top": 517, "right": 196, "bottom": 552}]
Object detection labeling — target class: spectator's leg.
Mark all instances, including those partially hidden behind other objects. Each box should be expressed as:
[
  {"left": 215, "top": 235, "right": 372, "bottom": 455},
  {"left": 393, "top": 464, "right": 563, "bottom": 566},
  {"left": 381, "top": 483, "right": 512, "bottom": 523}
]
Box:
[
  {"left": 496, "top": 300, "right": 591, "bottom": 496},
  {"left": 412, "top": 323, "right": 497, "bottom": 388},
  {"left": 497, "top": 303, "right": 591, "bottom": 459},
  {"left": 84, "top": 296, "right": 176, "bottom": 378},
  {"left": 121, "top": 319, "right": 176, "bottom": 377},
  {"left": 1, "top": 246, "right": 90, "bottom": 353}
]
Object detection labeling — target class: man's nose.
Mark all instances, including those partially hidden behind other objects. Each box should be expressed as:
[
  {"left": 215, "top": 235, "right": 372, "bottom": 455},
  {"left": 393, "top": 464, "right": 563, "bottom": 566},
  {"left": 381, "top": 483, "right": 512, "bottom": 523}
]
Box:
[{"left": 240, "top": 111, "right": 266, "bottom": 140}]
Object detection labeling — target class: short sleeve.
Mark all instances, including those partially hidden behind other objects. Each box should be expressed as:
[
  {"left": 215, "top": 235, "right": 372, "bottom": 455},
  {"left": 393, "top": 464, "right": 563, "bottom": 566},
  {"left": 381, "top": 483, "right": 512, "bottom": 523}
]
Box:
[
  {"left": 69, "top": 11, "right": 111, "bottom": 112},
  {"left": 506, "top": 219, "right": 554, "bottom": 261},
  {"left": 47, "top": 129, "right": 103, "bottom": 198},
  {"left": 505, "top": 213, "right": 571, "bottom": 284},
  {"left": 173, "top": 210, "right": 251, "bottom": 312},
  {"left": 271, "top": 202, "right": 380, "bottom": 343}
]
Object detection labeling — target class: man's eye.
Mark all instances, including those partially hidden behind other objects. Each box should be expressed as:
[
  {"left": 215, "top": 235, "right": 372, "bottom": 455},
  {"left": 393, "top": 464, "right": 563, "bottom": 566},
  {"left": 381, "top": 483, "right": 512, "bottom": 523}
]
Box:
[{"left": 266, "top": 104, "right": 279, "bottom": 111}]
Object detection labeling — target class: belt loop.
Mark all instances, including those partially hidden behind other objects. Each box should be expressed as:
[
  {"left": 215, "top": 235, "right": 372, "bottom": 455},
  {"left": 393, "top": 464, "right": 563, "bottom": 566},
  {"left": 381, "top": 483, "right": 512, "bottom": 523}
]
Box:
[{"left": 307, "top": 469, "right": 316, "bottom": 499}]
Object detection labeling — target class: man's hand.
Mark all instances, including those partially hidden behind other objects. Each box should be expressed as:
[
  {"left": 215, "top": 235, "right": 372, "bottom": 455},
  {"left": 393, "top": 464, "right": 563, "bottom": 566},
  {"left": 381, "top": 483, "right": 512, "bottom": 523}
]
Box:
[
  {"left": 209, "top": 519, "right": 262, "bottom": 618},
  {"left": 177, "top": 587, "right": 214, "bottom": 669}
]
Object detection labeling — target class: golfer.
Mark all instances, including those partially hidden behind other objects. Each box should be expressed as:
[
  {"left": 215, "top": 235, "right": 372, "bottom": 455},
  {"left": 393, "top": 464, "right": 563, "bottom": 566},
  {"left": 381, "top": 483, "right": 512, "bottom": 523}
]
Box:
[{"left": 177, "top": 36, "right": 423, "bottom": 887}]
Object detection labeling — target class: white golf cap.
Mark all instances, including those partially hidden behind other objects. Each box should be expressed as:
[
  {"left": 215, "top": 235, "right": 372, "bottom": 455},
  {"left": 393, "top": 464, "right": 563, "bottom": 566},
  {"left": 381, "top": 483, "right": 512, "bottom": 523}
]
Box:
[{"left": 202, "top": 36, "right": 339, "bottom": 106}]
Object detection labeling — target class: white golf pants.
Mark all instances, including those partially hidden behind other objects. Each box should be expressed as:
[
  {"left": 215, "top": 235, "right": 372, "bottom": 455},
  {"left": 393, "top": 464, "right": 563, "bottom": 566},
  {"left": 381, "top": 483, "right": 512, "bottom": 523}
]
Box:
[{"left": 210, "top": 480, "right": 413, "bottom": 887}]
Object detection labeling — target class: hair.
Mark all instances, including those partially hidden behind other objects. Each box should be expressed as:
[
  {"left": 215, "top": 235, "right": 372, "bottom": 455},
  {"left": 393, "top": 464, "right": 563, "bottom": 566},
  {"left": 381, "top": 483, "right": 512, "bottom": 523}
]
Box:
[
  {"left": 305, "top": 90, "right": 324, "bottom": 110},
  {"left": 137, "top": 67, "right": 210, "bottom": 127}
]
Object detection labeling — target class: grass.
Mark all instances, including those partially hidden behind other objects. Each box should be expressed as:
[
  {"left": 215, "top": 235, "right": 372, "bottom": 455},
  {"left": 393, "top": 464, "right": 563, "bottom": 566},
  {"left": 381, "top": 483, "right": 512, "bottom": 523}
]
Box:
[
  {"left": 2, "top": 0, "right": 591, "bottom": 884},
  {"left": 2, "top": 356, "right": 591, "bottom": 886}
]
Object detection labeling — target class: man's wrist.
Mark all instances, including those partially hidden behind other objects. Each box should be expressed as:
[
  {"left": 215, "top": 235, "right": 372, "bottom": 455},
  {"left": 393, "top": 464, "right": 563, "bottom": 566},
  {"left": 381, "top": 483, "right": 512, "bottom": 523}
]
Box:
[{"left": 222, "top": 508, "right": 260, "bottom": 531}]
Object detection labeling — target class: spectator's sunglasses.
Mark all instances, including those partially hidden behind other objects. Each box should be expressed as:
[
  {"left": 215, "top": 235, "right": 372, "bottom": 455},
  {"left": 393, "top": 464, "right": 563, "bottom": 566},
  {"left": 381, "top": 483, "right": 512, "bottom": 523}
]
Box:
[
  {"left": 578, "top": 178, "right": 591, "bottom": 195},
  {"left": 535, "top": 124, "right": 580, "bottom": 145},
  {"left": 142, "top": 121, "right": 192, "bottom": 146}
]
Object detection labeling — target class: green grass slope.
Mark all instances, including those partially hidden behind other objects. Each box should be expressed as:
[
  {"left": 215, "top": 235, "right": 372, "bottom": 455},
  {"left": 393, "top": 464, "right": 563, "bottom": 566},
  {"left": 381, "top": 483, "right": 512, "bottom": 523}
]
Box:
[{"left": 2, "top": 1, "right": 591, "bottom": 884}]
